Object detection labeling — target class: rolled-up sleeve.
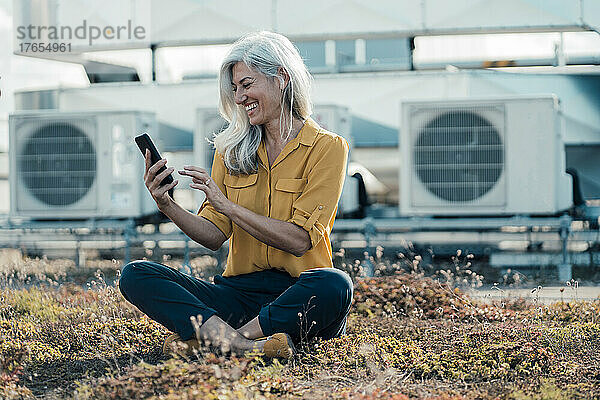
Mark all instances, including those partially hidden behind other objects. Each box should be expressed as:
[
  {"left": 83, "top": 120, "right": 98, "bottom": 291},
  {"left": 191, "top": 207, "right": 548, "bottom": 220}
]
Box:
[
  {"left": 288, "top": 135, "right": 349, "bottom": 249},
  {"left": 197, "top": 150, "right": 233, "bottom": 238}
]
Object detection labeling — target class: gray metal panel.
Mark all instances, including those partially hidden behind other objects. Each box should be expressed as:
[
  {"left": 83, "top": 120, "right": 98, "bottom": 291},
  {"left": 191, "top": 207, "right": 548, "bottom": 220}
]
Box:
[
  {"left": 332, "top": 215, "right": 570, "bottom": 231},
  {"left": 0, "top": 153, "right": 7, "bottom": 179},
  {"left": 12, "top": 0, "right": 600, "bottom": 57},
  {"left": 566, "top": 145, "right": 600, "bottom": 199},
  {"left": 467, "top": 71, "right": 600, "bottom": 145},
  {"left": 426, "top": 0, "right": 584, "bottom": 32},
  {"left": 15, "top": 90, "right": 59, "bottom": 111},
  {"left": 150, "top": 0, "right": 598, "bottom": 44},
  {"left": 0, "top": 179, "right": 8, "bottom": 214},
  {"left": 351, "top": 116, "right": 397, "bottom": 147},
  {"left": 490, "top": 252, "right": 600, "bottom": 267},
  {"left": 157, "top": 122, "right": 193, "bottom": 152}
]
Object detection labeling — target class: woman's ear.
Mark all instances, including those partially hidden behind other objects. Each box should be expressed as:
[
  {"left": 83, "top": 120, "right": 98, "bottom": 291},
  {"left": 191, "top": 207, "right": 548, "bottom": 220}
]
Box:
[{"left": 277, "top": 67, "right": 290, "bottom": 90}]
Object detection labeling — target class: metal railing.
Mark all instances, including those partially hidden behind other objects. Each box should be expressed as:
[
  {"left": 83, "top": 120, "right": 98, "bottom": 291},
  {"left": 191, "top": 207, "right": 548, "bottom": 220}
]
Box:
[{"left": 1, "top": 213, "right": 599, "bottom": 282}]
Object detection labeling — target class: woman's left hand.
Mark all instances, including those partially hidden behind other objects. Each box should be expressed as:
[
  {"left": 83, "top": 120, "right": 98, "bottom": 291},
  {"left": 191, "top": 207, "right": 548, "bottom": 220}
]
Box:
[{"left": 178, "top": 166, "right": 232, "bottom": 214}]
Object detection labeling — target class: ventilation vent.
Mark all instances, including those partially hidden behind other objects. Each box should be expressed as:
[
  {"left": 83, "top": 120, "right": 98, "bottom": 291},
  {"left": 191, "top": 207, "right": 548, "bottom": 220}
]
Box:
[
  {"left": 18, "top": 122, "right": 96, "bottom": 206},
  {"left": 413, "top": 111, "right": 503, "bottom": 202}
]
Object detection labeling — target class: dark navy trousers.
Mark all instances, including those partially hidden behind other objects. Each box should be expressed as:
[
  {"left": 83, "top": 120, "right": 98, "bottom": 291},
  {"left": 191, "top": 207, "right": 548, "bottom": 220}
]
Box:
[{"left": 119, "top": 260, "right": 354, "bottom": 344}]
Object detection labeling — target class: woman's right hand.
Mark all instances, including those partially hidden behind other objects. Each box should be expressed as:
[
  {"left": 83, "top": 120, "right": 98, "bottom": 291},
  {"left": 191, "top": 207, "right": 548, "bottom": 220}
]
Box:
[{"left": 143, "top": 149, "right": 179, "bottom": 210}]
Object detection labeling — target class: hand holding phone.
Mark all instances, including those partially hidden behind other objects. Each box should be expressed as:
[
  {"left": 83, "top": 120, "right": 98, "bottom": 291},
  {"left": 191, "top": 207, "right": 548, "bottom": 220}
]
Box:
[{"left": 135, "top": 133, "right": 174, "bottom": 187}]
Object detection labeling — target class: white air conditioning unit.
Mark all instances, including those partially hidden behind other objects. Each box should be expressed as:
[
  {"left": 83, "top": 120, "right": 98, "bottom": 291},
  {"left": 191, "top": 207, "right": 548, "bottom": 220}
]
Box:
[
  {"left": 400, "top": 96, "right": 572, "bottom": 216},
  {"left": 194, "top": 105, "right": 358, "bottom": 216},
  {"left": 9, "top": 110, "right": 159, "bottom": 219},
  {"left": 311, "top": 105, "right": 352, "bottom": 151}
]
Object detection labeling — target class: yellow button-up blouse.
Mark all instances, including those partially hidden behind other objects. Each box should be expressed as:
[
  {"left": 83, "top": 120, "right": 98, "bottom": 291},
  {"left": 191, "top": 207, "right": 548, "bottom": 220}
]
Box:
[{"left": 197, "top": 117, "right": 349, "bottom": 278}]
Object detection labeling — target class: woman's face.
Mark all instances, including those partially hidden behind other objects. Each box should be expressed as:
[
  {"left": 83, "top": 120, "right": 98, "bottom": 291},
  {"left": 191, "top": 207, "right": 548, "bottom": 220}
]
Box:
[{"left": 231, "top": 62, "right": 283, "bottom": 126}]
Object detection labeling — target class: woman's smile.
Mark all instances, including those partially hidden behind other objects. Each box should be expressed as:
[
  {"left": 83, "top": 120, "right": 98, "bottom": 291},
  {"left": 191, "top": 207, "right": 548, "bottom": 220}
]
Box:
[
  {"left": 245, "top": 102, "right": 258, "bottom": 117},
  {"left": 232, "top": 61, "right": 281, "bottom": 126}
]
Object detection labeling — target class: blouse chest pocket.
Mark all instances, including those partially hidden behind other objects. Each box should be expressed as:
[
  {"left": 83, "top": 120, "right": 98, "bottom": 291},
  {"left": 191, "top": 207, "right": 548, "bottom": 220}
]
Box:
[
  {"left": 275, "top": 178, "right": 307, "bottom": 217},
  {"left": 224, "top": 173, "right": 258, "bottom": 206},
  {"left": 275, "top": 178, "right": 307, "bottom": 193}
]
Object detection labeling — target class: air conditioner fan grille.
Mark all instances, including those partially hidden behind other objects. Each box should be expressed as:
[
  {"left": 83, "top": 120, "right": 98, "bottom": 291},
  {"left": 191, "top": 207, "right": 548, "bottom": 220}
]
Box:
[
  {"left": 414, "top": 111, "right": 503, "bottom": 202},
  {"left": 18, "top": 122, "right": 96, "bottom": 206}
]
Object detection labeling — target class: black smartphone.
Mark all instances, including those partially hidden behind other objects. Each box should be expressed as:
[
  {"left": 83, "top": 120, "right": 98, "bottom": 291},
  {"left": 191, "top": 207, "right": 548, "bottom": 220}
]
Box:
[{"left": 135, "top": 133, "right": 174, "bottom": 187}]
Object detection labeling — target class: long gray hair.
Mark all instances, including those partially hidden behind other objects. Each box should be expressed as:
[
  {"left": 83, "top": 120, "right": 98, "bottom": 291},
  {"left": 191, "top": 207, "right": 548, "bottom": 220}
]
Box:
[{"left": 211, "top": 31, "right": 313, "bottom": 175}]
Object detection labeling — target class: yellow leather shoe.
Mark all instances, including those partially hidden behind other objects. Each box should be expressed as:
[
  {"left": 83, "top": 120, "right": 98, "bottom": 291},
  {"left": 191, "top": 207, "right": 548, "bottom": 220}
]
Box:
[
  {"left": 162, "top": 333, "right": 202, "bottom": 357},
  {"left": 263, "top": 333, "right": 296, "bottom": 359}
]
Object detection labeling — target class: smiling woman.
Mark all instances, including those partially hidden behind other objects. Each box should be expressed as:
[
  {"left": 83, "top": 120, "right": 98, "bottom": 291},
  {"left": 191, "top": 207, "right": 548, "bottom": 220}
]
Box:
[{"left": 119, "top": 31, "right": 353, "bottom": 360}]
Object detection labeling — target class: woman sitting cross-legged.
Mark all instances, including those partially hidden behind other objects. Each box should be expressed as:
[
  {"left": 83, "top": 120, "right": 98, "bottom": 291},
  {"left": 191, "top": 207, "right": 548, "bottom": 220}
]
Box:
[{"left": 119, "top": 31, "right": 353, "bottom": 359}]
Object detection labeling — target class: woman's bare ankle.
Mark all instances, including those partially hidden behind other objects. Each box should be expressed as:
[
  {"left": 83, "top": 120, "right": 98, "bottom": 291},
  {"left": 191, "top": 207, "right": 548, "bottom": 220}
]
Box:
[
  {"left": 197, "top": 315, "right": 260, "bottom": 354},
  {"left": 237, "top": 316, "right": 264, "bottom": 340}
]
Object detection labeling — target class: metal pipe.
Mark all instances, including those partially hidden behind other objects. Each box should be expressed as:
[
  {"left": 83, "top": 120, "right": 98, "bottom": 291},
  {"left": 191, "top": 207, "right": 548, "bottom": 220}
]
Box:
[
  {"left": 150, "top": 43, "right": 157, "bottom": 82},
  {"left": 414, "top": 55, "right": 600, "bottom": 70},
  {"left": 558, "top": 215, "right": 573, "bottom": 282}
]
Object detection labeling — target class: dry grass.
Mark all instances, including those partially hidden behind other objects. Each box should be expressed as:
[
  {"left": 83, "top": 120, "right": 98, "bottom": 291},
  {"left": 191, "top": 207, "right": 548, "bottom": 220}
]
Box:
[{"left": 1, "top": 248, "right": 599, "bottom": 399}]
